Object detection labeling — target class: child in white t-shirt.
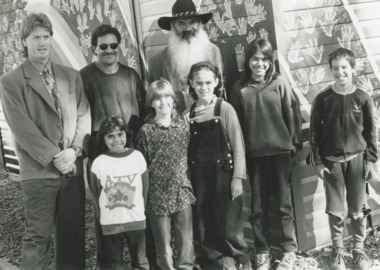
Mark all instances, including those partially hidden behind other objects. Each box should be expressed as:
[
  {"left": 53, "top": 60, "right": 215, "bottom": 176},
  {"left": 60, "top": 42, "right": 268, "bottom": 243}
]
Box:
[{"left": 89, "top": 115, "right": 149, "bottom": 270}]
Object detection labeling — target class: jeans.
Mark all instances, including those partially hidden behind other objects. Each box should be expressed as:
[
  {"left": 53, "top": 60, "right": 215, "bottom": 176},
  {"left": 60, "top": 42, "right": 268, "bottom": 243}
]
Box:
[
  {"left": 21, "top": 176, "right": 85, "bottom": 270},
  {"left": 247, "top": 152, "right": 298, "bottom": 254},
  {"left": 323, "top": 153, "right": 368, "bottom": 249},
  {"left": 97, "top": 229, "right": 149, "bottom": 270},
  {"left": 148, "top": 206, "right": 194, "bottom": 270}
]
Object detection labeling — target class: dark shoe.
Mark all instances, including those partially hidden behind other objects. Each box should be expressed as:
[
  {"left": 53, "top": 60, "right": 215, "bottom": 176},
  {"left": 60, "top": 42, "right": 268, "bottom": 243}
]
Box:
[
  {"left": 330, "top": 247, "right": 346, "bottom": 270},
  {"left": 352, "top": 249, "right": 371, "bottom": 270},
  {"left": 238, "top": 260, "right": 252, "bottom": 270},
  {"left": 277, "top": 252, "right": 297, "bottom": 270},
  {"left": 255, "top": 254, "right": 271, "bottom": 270}
]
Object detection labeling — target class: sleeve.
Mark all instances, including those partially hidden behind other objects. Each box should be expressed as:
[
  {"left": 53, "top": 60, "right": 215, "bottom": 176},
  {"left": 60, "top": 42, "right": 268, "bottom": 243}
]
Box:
[
  {"left": 0, "top": 75, "right": 60, "bottom": 166},
  {"left": 141, "top": 170, "right": 149, "bottom": 206},
  {"left": 135, "top": 128, "right": 150, "bottom": 166},
  {"left": 280, "top": 78, "right": 303, "bottom": 152},
  {"left": 71, "top": 71, "right": 91, "bottom": 154},
  {"left": 222, "top": 102, "right": 246, "bottom": 180},
  {"left": 309, "top": 95, "right": 324, "bottom": 166},
  {"left": 229, "top": 80, "right": 244, "bottom": 125},
  {"left": 362, "top": 96, "right": 378, "bottom": 163},
  {"left": 89, "top": 160, "right": 103, "bottom": 220}
]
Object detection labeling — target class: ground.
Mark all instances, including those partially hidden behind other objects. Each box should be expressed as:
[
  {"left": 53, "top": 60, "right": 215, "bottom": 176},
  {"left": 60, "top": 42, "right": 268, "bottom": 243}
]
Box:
[{"left": 1, "top": 177, "right": 380, "bottom": 270}]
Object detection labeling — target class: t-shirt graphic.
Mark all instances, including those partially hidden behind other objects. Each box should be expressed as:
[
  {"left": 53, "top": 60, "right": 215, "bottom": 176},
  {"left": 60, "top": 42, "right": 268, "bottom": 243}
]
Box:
[{"left": 104, "top": 174, "right": 137, "bottom": 210}]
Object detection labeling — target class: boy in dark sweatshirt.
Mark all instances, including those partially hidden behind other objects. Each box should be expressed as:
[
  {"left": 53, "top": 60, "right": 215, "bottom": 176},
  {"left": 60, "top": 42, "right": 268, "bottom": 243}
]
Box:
[{"left": 309, "top": 48, "right": 378, "bottom": 270}]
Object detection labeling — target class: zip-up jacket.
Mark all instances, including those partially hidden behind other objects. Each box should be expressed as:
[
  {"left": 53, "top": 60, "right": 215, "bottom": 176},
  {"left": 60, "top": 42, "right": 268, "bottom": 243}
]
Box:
[{"left": 309, "top": 86, "right": 377, "bottom": 165}]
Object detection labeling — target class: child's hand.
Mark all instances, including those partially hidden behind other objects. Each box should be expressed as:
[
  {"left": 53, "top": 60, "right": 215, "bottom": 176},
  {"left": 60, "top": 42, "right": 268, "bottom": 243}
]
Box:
[
  {"left": 314, "top": 164, "right": 330, "bottom": 179},
  {"left": 365, "top": 162, "right": 377, "bottom": 181},
  {"left": 231, "top": 178, "right": 243, "bottom": 200}
]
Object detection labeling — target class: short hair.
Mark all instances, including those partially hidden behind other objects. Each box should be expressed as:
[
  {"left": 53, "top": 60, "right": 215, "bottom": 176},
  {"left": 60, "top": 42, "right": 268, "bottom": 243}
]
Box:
[
  {"left": 91, "top": 24, "right": 121, "bottom": 47},
  {"left": 187, "top": 61, "right": 223, "bottom": 100},
  {"left": 20, "top": 13, "right": 53, "bottom": 58},
  {"left": 241, "top": 38, "right": 275, "bottom": 85},
  {"left": 94, "top": 115, "right": 133, "bottom": 158},
  {"left": 145, "top": 79, "right": 177, "bottom": 121},
  {"left": 328, "top": 48, "right": 355, "bottom": 69}
]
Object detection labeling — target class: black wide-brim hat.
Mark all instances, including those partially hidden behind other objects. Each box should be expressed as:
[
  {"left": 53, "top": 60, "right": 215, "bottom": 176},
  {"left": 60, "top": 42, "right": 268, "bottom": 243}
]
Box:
[{"left": 158, "top": 0, "right": 213, "bottom": 31}]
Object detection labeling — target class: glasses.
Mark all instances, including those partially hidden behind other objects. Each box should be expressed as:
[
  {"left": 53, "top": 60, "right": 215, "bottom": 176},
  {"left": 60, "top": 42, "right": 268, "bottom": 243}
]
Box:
[{"left": 98, "top": 43, "right": 118, "bottom": 50}]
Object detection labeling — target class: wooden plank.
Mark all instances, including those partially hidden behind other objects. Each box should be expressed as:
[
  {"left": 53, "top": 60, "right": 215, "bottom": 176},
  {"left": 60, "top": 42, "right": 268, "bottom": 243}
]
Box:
[
  {"left": 367, "top": 37, "right": 380, "bottom": 55},
  {"left": 350, "top": 2, "right": 380, "bottom": 21},
  {"left": 139, "top": 0, "right": 174, "bottom": 18}
]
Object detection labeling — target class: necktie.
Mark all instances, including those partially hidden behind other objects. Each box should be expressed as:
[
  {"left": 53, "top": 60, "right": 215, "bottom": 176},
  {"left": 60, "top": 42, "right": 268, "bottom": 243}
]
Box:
[{"left": 41, "top": 67, "right": 62, "bottom": 120}]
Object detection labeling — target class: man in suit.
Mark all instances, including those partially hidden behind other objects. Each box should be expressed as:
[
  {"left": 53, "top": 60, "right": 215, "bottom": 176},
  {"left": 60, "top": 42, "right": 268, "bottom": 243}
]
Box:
[{"left": 0, "top": 13, "right": 90, "bottom": 270}]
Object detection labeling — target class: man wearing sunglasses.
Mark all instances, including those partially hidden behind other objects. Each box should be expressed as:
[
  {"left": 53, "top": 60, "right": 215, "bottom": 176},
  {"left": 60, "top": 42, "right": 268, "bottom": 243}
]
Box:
[{"left": 80, "top": 24, "right": 145, "bottom": 161}]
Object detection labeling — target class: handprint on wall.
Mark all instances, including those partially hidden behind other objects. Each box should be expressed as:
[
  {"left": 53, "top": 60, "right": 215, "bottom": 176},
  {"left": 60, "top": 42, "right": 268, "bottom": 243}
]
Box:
[
  {"left": 288, "top": 41, "right": 304, "bottom": 64},
  {"left": 258, "top": 28, "right": 268, "bottom": 40},
  {"left": 95, "top": 2, "right": 103, "bottom": 23},
  {"left": 88, "top": 0, "right": 95, "bottom": 19},
  {"left": 284, "top": 14, "right": 298, "bottom": 38},
  {"left": 309, "top": 67, "right": 326, "bottom": 84},
  {"left": 355, "top": 58, "right": 366, "bottom": 73},
  {"left": 224, "top": 19, "right": 237, "bottom": 36},
  {"left": 77, "top": 13, "right": 89, "bottom": 33},
  {"left": 127, "top": 53, "right": 137, "bottom": 69},
  {"left": 223, "top": 0, "right": 233, "bottom": 19},
  {"left": 61, "top": 0, "right": 72, "bottom": 15},
  {"left": 318, "top": 7, "right": 338, "bottom": 37},
  {"left": 235, "top": 43, "right": 245, "bottom": 72},
  {"left": 109, "top": 9, "right": 118, "bottom": 27},
  {"left": 104, "top": 0, "right": 111, "bottom": 17},
  {"left": 213, "top": 12, "right": 226, "bottom": 34},
  {"left": 236, "top": 17, "right": 247, "bottom": 36},
  {"left": 299, "top": 10, "right": 317, "bottom": 34},
  {"left": 337, "top": 24, "right": 354, "bottom": 50},
  {"left": 304, "top": 38, "right": 324, "bottom": 64},
  {"left": 209, "top": 26, "right": 219, "bottom": 41},
  {"left": 295, "top": 69, "right": 309, "bottom": 94},
  {"left": 245, "top": 0, "right": 267, "bottom": 28},
  {"left": 246, "top": 31, "right": 256, "bottom": 44},
  {"left": 357, "top": 75, "right": 374, "bottom": 95},
  {"left": 69, "top": 0, "right": 80, "bottom": 13},
  {"left": 80, "top": 34, "right": 89, "bottom": 56},
  {"left": 78, "top": 0, "right": 86, "bottom": 13}
]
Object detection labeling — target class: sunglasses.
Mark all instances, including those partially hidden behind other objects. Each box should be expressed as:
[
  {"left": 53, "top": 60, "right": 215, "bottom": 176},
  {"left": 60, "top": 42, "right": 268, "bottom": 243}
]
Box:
[{"left": 98, "top": 43, "right": 118, "bottom": 50}]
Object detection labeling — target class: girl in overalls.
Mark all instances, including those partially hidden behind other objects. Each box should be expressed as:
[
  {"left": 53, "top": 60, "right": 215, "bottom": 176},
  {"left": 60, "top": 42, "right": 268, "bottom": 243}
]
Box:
[{"left": 183, "top": 62, "right": 251, "bottom": 270}]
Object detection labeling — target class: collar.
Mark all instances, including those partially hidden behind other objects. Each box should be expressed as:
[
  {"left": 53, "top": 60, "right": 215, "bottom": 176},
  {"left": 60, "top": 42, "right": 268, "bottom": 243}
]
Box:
[
  {"left": 28, "top": 58, "right": 52, "bottom": 74},
  {"left": 149, "top": 118, "right": 181, "bottom": 128},
  {"left": 104, "top": 148, "right": 134, "bottom": 158}
]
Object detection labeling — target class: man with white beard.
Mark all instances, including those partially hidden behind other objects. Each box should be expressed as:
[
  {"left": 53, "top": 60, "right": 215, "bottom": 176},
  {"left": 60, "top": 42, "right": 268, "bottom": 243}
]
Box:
[{"left": 149, "top": 0, "right": 224, "bottom": 114}]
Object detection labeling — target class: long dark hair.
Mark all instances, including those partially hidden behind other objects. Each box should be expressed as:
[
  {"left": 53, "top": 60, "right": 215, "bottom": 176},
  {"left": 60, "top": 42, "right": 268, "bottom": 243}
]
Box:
[
  {"left": 187, "top": 61, "right": 223, "bottom": 100},
  {"left": 92, "top": 116, "right": 133, "bottom": 159},
  {"left": 241, "top": 39, "right": 276, "bottom": 86}
]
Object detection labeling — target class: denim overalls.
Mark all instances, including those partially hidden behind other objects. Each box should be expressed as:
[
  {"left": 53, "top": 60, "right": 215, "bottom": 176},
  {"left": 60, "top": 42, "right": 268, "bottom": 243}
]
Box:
[{"left": 189, "top": 98, "right": 250, "bottom": 267}]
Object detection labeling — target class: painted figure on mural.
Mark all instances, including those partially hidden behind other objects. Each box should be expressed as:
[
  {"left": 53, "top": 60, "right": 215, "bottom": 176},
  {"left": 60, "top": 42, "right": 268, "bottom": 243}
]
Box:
[
  {"left": 309, "top": 48, "right": 378, "bottom": 270},
  {"left": 148, "top": 0, "right": 224, "bottom": 115},
  {"left": 0, "top": 12, "right": 90, "bottom": 270},
  {"left": 80, "top": 24, "right": 146, "bottom": 161},
  {"left": 230, "top": 39, "right": 302, "bottom": 270}
]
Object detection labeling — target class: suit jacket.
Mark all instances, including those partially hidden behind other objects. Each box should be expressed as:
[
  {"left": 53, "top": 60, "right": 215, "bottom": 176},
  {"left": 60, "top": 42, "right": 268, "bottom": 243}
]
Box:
[{"left": 0, "top": 60, "right": 91, "bottom": 180}]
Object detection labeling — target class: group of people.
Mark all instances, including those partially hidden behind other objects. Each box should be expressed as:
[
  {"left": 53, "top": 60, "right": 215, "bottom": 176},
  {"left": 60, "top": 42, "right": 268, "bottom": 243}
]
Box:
[{"left": 0, "top": 0, "right": 377, "bottom": 270}]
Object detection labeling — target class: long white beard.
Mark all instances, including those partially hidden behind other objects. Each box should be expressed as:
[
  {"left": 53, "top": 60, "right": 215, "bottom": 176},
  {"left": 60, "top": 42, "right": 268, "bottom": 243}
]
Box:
[{"left": 168, "top": 28, "right": 213, "bottom": 78}]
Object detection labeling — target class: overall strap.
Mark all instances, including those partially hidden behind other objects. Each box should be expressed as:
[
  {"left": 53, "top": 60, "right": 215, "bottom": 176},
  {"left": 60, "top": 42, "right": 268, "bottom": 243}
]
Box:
[
  {"left": 189, "top": 102, "right": 197, "bottom": 119},
  {"left": 213, "top": 98, "right": 223, "bottom": 117}
]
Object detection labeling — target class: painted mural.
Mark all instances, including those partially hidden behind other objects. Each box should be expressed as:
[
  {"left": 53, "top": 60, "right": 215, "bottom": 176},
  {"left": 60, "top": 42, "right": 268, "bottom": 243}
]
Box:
[
  {"left": 0, "top": 1, "right": 27, "bottom": 75},
  {"left": 51, "top": 0, "right": 141, "bottom": 74}
]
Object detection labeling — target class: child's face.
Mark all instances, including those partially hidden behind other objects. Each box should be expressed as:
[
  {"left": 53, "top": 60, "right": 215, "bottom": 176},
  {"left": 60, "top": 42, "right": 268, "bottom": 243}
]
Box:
[
  {"left": 249, "top": 50, "right": 270, "bottom": 81},
  {"left": 189, "top": 69, "right": 219, "bottom": 102},
  {"left": 104, "top": 126, "right": 127, "bottom": 153},
  {"left": 151, "top": 96, "right": 174, "bottom": 116},
  {"left": 331, "top": 57, "right": 355, "bottom": 88}
]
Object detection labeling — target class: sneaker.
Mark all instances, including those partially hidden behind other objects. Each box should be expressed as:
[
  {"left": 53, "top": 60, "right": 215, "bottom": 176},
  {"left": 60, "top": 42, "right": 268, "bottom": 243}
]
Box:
[
  {"left": 330, "top": 247, "right": 346, "bottom": 270},
  {"left": 352, "top": 249, "right": 371, "bottom": 270},
  {"left": 238, "top": 261, "right": 252, "bottom": 270},
  {"left": 255, "top": 254, "right": 271, "bottom": 270},
  {"left": 277, "top": 252, "right": 297, "bottom": 270}
]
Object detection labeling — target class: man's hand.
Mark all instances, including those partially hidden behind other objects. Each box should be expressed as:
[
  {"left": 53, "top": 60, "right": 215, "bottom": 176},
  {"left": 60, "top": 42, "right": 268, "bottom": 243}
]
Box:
[
  {"left": 314, "top": 164, "right": 330, "bottom": 179},
  {"left": 53, "top": 148, "right": 76, "bottom": 173},
  {"left": 231, "top": 178, "right": 243, "bottom": 200},
  {"left": 365, "top": 162, "right": 377, "bottom": 181}
]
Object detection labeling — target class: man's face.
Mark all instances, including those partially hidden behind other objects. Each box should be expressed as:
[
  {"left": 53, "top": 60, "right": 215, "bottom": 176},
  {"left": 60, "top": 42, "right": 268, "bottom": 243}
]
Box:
[
  {"left": 22, "top": 26, "right": 51, "bottom": 64},
  {"left": 172, "top": 17, "right": 201, "bottom": 42},
  {"left": 93, "top": 34, "right": 119, "bottom": 66}
]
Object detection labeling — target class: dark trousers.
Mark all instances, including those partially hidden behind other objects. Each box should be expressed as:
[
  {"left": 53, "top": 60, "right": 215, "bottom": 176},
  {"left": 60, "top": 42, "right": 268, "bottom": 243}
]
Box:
[
  {"left": 95, "top": 226, "right": 149, "bottom": 270},
  {"left": 191, "top": 160, "right": 250, "bottom": 267},
  {"left": 21, "top": 176, "right": 85, "bottom": 270},
  {"left": 247, "top": 152, "right": 298, "bottom": 254},
  {"left": 148, "top": 207, "right": 194, "bottom": 270},
  {"left": 323, "top": 154, "right": 367, "bottom": 249}
]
